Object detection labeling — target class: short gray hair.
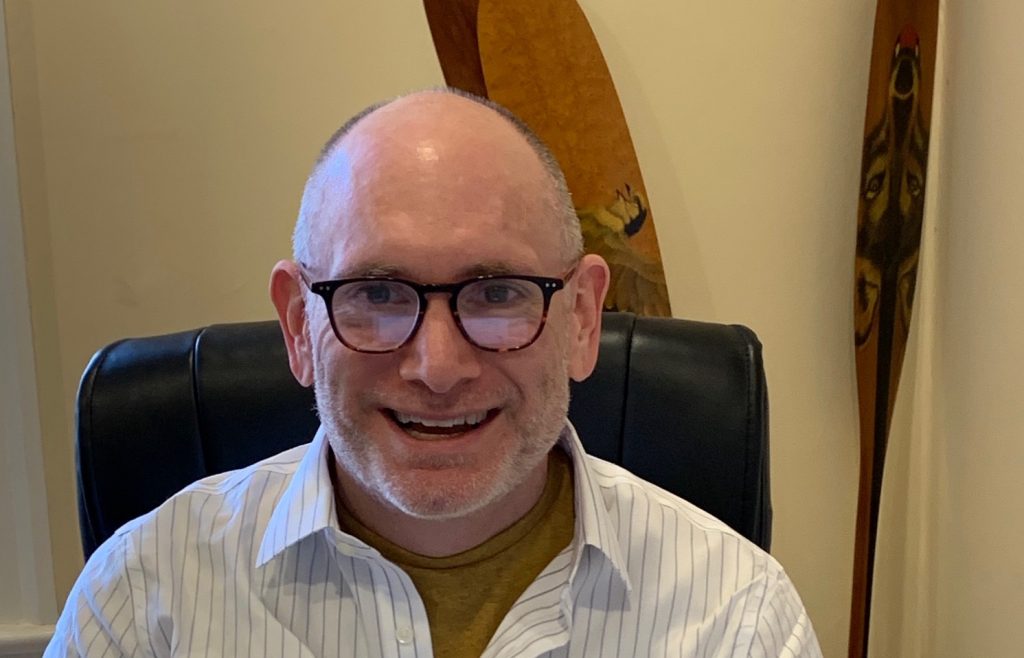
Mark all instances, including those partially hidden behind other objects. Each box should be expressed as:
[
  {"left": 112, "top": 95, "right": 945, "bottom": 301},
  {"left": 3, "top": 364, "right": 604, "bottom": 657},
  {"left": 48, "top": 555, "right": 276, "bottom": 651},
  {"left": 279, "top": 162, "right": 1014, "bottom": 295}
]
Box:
[{"left": 292, "top": 87, "right": 582, "bottom": 268}]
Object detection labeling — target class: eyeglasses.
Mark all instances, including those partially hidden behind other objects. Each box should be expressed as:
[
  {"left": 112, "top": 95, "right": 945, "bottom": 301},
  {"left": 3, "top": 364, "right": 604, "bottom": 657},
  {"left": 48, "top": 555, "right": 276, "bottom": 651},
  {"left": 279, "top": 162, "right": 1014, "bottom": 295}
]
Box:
[{"left": 300, "top": 267, "right": 576, "bottom": 353}]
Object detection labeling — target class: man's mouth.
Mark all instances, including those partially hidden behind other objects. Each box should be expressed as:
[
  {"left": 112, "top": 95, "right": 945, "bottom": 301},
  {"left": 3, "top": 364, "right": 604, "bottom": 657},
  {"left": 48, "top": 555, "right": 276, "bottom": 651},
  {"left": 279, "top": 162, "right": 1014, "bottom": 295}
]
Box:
[{"left": 387, "top": 409, "right": 498, "bottom": 437}]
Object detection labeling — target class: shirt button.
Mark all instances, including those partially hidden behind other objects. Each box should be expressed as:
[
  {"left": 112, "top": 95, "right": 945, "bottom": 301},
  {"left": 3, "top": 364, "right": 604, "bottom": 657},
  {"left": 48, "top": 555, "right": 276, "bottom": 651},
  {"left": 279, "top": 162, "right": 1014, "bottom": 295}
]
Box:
[{"left": 396, "top": 626, "right": 413, "bottom": 645}]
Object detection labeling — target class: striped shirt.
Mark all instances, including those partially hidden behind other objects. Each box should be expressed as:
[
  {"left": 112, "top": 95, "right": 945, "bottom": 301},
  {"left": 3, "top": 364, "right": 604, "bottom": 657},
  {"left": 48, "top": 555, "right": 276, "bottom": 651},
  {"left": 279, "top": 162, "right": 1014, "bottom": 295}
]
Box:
[{"left": 47, "top": 423, "right": 821, "bottom": 657}]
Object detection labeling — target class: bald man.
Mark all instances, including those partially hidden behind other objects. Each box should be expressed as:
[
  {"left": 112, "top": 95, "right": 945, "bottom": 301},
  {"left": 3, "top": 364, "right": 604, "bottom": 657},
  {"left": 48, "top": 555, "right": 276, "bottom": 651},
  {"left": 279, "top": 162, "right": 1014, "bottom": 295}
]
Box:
[{"left": 48, "top": 90, "right": 821, "bottom": 657}]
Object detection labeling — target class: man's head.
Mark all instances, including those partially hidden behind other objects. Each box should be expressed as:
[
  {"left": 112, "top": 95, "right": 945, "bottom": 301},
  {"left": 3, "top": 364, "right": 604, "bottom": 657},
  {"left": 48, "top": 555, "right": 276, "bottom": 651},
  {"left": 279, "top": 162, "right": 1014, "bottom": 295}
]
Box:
[
  {"left": 292, "top": 89, "right": 584, "bottom": 269},
  {"left": 270, "top": 89, "right": 609, "bottom": 530}
]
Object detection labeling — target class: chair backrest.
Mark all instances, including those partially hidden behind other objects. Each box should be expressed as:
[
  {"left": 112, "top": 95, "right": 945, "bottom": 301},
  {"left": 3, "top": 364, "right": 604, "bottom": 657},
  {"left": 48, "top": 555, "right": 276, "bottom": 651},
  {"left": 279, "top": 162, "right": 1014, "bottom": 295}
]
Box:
[{"left": 76, "top": 312, "right": 771, "bottom": 558}]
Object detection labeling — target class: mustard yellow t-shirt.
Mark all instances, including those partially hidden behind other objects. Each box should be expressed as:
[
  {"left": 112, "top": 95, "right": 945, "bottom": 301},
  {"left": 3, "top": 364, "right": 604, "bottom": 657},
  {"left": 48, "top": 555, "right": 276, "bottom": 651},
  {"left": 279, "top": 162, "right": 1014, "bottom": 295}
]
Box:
[{"left": 337, "top": 449, "right": 575, "bottom": 657}]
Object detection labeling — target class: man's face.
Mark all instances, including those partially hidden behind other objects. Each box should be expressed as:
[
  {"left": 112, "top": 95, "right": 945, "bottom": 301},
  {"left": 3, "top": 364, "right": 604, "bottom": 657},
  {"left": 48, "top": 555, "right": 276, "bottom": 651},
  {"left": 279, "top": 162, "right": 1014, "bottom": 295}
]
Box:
[{"left": 299, "top": 97, "right": 583, "bottom": 520}]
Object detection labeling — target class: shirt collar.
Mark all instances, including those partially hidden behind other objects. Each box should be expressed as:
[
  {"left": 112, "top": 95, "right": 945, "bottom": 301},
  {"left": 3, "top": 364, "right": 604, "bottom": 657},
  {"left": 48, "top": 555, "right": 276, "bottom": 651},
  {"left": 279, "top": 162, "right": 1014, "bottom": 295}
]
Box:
[
  {"left": 257, "top": 421, "right": 633, "bottom": 596},
  {"left": 256, "top": 425, "right": 339, "bottom": 567},
  {"left": 557, "top": 422, "right": 633, "bottom": 595}
]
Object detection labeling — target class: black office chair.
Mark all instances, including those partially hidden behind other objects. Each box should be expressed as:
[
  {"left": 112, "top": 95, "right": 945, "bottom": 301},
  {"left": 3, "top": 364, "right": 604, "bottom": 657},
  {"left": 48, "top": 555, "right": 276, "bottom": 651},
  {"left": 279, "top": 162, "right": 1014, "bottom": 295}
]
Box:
[{"left": 76, "top": 312, "right": 771, "bottom": 559}]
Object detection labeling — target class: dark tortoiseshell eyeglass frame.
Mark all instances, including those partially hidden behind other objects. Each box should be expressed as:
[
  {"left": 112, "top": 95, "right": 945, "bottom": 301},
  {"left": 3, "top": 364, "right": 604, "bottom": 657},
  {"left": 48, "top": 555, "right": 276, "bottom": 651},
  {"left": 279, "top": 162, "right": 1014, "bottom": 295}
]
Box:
[{"left": 299, "top": 265, "right": 577, "bottom": 354}]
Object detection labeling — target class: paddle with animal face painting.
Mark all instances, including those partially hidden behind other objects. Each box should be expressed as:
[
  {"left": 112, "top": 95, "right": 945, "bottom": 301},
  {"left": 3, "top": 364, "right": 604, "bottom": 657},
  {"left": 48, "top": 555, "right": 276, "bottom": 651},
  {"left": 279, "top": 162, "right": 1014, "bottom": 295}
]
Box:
[{"left": 849, "top": 3, "right": 939, "bottom": 656}]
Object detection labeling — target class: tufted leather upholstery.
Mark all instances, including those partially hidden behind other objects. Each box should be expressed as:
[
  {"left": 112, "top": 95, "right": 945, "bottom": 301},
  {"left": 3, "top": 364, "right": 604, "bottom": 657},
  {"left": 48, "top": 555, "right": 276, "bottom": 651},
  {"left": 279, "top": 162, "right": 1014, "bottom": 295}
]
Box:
[{"left": 76, "top": 312, "right": 771, "bottom": 558}]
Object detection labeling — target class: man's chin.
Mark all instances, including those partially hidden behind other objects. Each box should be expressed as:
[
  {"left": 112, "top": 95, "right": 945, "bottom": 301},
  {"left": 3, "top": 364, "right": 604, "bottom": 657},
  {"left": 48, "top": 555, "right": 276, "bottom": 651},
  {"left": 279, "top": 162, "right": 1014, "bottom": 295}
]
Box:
[
  {"left": 387, "top": 497, "right": 488, "bottom": 521},
  {"left": 372, "top": 467, "right": 517, "bottom": 521}
]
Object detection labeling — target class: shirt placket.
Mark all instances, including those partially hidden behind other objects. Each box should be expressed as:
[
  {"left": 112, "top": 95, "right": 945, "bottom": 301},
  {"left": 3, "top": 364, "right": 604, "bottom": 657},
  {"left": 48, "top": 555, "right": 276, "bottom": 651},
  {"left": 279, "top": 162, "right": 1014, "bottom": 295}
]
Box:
[
  {"left": 335, "top": 539, "right": 433, "bottom": 658},
  {"left": 384, "top": 561, "right": 432, "bottom": 658},
  {"left": 483, "top": 550, "right": 575, "bottom": 658}
]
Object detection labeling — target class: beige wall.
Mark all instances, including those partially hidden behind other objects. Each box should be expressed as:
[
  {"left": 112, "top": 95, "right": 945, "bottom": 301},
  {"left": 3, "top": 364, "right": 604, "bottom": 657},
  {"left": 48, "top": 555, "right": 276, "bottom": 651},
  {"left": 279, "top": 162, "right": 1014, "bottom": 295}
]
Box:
[
  {"left": 926, "top": 2, "right": 1024, "bottom": 654},
  {"left": 10, "top": 1, "right": 1023, "bottom": 656},
  {"left": 0, "top": 0, "right": 57, "bottom": 642}
]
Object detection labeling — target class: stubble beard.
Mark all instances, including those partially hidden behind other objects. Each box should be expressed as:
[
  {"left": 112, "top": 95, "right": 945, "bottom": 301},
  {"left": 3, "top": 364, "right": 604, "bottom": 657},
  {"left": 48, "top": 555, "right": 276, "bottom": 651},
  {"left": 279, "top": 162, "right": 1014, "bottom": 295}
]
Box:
[{"left": 313, "top": 350, "right": 571, "bottom": 521}]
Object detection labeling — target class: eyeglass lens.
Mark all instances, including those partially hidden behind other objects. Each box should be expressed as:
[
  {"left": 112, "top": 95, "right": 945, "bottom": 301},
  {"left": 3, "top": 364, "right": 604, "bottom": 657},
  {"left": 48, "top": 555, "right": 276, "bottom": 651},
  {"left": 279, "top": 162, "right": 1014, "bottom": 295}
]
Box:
[{"left": 331, "top": 278, "right": 546, "bottom": 351}]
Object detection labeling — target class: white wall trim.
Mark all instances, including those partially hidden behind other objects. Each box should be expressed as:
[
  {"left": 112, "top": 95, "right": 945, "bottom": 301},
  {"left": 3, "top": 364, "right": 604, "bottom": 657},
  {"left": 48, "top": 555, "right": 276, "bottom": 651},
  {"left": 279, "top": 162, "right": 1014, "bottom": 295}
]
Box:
[
  {"left": 0, "top": 0, "right": 59, "bottom": 628},
  {"left": 0, "top": 624, "right": 54, "bottom": 656}
]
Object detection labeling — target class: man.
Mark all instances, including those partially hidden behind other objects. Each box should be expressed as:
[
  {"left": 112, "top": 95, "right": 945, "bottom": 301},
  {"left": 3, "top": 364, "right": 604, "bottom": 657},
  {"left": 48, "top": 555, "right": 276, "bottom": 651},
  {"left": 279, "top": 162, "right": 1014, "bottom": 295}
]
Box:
[{"left": 48, "top": 89, "right": 821, "bottom": 656}]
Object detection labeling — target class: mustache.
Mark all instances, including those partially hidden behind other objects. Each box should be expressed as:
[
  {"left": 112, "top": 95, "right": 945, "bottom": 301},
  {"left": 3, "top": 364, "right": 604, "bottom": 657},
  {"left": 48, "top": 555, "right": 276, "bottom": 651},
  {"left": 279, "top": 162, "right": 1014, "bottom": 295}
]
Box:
[
  {"left": 314, "top": 374, "right": 520, "bottom": 414},
  {"left": 368, "top": 387, "right": 515, "bottom": 412}
]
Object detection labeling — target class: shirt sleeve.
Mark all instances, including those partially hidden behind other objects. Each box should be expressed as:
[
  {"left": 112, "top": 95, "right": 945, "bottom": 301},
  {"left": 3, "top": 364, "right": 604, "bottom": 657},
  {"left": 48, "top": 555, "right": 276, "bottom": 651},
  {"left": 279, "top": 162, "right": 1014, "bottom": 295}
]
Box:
[
  {"left": 44, "top": 534, "right": 142, "bottom": 658},
  {"left": 737, "top": 567, "right": 823, "bottom": 658}
]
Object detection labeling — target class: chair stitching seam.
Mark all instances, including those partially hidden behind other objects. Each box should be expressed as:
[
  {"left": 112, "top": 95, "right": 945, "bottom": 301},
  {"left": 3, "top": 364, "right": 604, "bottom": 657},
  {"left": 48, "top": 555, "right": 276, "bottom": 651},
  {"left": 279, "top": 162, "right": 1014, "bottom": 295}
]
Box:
[
  {"left": 617, "top": 314, "right": 638, "bottom": 465},
  {"left": 81, "top": 340, "right": 124, "bottom": 554},
  {"left": 191, "top": 327, "right": 211, "bottom": 475}
]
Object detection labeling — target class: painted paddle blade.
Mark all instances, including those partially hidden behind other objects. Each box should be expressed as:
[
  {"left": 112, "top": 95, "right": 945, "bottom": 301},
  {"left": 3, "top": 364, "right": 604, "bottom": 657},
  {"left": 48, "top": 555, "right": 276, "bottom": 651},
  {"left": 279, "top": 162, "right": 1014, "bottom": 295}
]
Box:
[
  {"left": 422, "top": 0, "right": 487, "bottom": 97},
  {"left": 850, "top": 2, "right": 938, "bottom": 656},
  {"left": 471, "top": 0, "right": 671, "bottom": 316}
]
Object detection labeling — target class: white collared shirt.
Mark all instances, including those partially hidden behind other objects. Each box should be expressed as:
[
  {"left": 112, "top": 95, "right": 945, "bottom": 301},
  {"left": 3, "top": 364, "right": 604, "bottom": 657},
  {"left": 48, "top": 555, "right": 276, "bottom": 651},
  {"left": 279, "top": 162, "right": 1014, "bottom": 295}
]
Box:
[{"left": 47, "top": 423, "right": 821, "bottom": 657}]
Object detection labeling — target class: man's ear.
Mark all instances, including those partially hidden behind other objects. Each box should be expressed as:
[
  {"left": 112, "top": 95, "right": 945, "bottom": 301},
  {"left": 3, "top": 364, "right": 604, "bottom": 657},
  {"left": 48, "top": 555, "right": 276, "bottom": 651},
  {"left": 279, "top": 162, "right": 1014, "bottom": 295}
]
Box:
[
  {"left": 270, "top": 260, "right": 314, "bottom": 387},
  {"left": 568, "top": 254, "right": 611, "bottom": 382}
]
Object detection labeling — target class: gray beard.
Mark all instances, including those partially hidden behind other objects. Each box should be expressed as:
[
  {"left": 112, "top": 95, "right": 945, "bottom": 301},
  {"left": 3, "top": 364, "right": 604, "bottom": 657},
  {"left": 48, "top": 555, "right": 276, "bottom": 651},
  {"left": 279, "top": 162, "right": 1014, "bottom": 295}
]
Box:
[{"left": 312, "top": 356, "right": 570, "bottom": 521}]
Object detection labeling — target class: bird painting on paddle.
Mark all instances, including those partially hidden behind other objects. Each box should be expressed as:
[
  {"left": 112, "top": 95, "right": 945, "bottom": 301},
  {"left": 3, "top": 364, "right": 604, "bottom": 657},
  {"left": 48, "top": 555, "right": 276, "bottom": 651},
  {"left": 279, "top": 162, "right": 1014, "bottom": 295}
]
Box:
[{"left": 577, "top": 184, "right": 671, "bottom": 317}]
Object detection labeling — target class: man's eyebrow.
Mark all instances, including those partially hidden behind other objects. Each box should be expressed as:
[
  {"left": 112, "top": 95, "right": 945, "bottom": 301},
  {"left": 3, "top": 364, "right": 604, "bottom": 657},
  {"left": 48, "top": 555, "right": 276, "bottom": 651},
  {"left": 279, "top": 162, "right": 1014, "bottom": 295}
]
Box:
[
  {"left": 331, "top": 261, "right": 534, "bottom": 281},
  {"left": 458, "top": 262, "right": 525, "bottom": 278},
  {"left": 331, "top": 263, "right": 403, "bottom": 279},
  {"left": 362, "top": 265, "right": 404, "bottom": 278}
]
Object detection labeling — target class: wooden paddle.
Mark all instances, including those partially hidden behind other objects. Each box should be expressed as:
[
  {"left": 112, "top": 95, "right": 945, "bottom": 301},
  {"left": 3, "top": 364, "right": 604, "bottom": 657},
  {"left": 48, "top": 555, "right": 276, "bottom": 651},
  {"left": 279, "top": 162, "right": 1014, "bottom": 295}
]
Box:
[
  {"left": 849, "top": 1, "right": 938, "bottom": 656},
  {"left": 423, "top": 0, "right": 671, "bottom": 316},
  {"left": 422, "top": 0, "right": 487, "bottom": 97}
]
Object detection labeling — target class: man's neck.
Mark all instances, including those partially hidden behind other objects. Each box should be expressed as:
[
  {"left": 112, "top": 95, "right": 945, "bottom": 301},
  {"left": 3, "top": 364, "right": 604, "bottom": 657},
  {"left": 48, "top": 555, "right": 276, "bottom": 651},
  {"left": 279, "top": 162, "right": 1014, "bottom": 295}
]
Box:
[{"left": 330, "top": 456, "right": 551, "bottom": 557}]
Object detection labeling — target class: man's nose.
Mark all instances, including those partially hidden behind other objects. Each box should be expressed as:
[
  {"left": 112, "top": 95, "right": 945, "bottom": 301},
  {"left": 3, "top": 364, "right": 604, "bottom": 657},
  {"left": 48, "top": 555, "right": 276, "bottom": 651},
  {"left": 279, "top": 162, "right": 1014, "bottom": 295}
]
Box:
[{"left": 398, "top": 296, "right": 482, "bottom": 393}]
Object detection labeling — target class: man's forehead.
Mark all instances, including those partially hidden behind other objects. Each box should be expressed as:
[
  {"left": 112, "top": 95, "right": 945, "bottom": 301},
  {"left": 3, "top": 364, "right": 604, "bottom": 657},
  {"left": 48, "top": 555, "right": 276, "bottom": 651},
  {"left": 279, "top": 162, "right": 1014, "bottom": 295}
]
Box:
[{"left": 310, "top": 207, "right": 556, "bottom": 276}]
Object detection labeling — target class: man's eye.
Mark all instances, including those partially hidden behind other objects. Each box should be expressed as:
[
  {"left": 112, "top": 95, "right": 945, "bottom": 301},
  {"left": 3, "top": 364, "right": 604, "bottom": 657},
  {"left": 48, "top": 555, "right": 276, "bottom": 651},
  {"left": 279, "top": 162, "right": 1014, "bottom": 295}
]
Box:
[
  {"left": 461, "top": 280, "right": 532, "bottom": 310},
  {"left": 480, "top": 281, "right": 533, "bottom": 305},
  {"left": 484, "top": 285, "right": 513, "bottom": 304},
  {"left": 350, "top": 283, "right": 397, "bottom": 305},
  {"left": 366, "top": 286, "right": 391, "bottom": 303}
]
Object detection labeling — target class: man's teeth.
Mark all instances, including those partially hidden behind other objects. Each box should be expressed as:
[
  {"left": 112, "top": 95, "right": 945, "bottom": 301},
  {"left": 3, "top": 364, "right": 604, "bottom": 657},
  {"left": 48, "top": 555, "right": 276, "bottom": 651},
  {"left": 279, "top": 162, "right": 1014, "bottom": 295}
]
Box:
[{"left": 393, "top": 410, "right": 487, "bottom": 427}]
